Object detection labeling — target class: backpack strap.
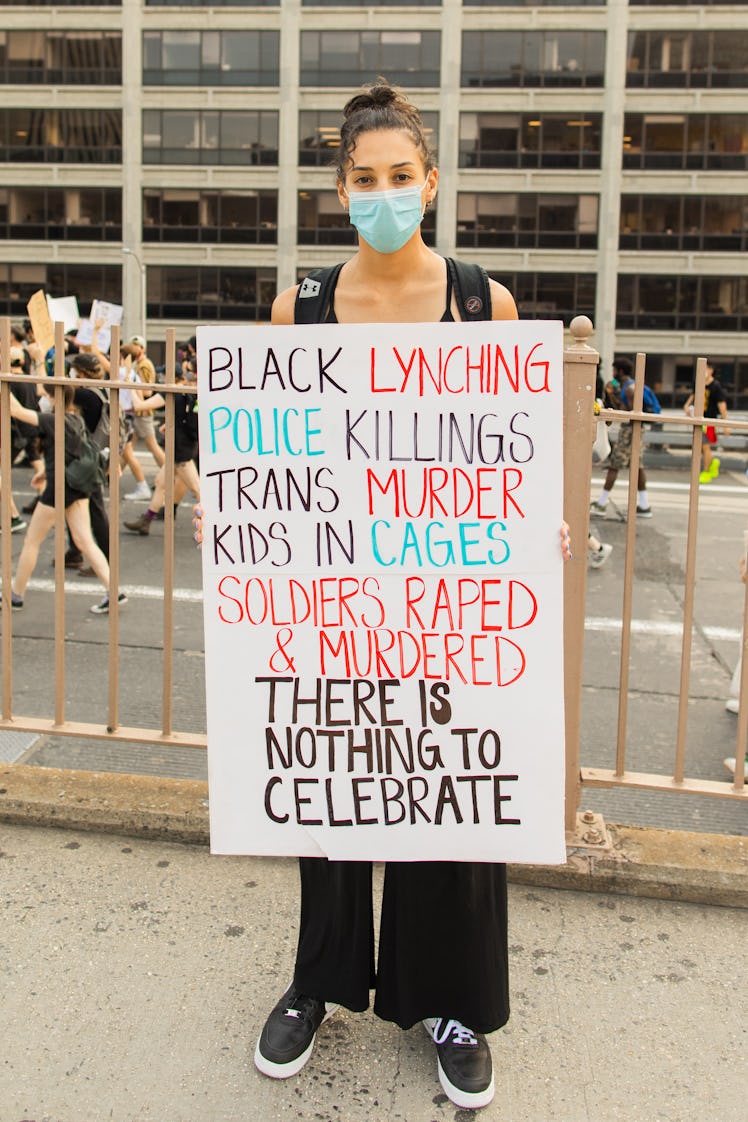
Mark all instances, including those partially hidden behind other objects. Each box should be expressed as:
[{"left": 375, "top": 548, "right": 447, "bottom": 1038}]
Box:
[
  {"left": 445, "top": 257, "right": 492, "bottom": 322},
  {"left": 294, "top": 264, "right": 345, "bottom": 325}
]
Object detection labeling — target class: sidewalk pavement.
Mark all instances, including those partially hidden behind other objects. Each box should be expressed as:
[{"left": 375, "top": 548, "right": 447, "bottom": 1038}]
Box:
[{"left": 2, "top": 820, "right": 746, "bottom": 1122}]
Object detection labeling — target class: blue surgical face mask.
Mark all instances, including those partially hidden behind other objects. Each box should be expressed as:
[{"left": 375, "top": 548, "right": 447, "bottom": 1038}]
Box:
[{"left": 346, "top": 183, "right": 427, "bottom": 254}]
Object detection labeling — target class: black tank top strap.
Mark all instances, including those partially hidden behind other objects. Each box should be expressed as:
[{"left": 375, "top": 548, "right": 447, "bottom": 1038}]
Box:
[{"left": 441, "top": 262, "right": 455, "bottom": 322}]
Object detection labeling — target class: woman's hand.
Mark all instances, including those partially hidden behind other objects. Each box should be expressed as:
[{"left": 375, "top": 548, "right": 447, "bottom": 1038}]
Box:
[
  {"left": 31, "top": 469, "right": 46, "bottom": 492},
  {"left": 192, "top": 504, "right": 204, "bottom": 547},
  {"left": 560, "top": 521, "right": 572, "bottom": 561}
]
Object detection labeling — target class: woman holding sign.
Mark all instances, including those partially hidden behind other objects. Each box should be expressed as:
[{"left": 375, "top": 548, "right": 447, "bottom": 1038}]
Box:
[{"left": 197, "top": 81, "right": 571, "bottom": 1110}]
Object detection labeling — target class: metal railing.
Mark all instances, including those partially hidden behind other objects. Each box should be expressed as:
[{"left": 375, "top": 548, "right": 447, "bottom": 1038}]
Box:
[
  {"left": 1, "top": 316, "right": 746, "bottom": 840},
  {"left": 0, "top": 319, "right": 205, "bottom": 752}
]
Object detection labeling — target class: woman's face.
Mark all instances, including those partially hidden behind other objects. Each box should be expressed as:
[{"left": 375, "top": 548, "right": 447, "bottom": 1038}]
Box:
[{"left": 338, "top": 128, "right": 437, "bottom": 206}]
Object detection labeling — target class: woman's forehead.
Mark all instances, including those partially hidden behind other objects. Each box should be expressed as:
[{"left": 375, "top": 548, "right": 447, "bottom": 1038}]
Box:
[{"left": 348, "top": 127, "right": 423, "bottom": 166}]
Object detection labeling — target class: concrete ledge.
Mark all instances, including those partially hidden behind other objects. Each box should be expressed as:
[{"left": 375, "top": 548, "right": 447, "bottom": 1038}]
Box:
[
  {"left": 1, "top": 764, "right": 746, "bottom": 908},
  {"left": 514, "top": 825, "right": 748, "bottom": 909},
  {"left": 0, "top": 764, "right": 209, "bottom": 845}
]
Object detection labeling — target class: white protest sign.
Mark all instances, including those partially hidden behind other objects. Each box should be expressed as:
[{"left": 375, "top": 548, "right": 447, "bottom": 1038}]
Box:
[
  {"left": 46, "top": 295, "right": 80, "bottom": 334},
  {"left": 198, "top": 320, "right": 566, "bottom": 864},
  {"left": 76, "top": 299, "right": 123, "bottom": 353}
]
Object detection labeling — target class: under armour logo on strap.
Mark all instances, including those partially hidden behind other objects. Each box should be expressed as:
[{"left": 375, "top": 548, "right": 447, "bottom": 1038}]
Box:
[{"left": 299, "top": 278, "right": 321, "bottom": 299}]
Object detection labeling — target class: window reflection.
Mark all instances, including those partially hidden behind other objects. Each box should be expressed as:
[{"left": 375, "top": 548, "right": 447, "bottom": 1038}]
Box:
[
  {"left": 623, "top": 113, "right": 748, "bottom": 170},
  {"left": 146, "top": 266, "right": 276, "bottom": 321},
  {"left": 143, "top": 189, "right": 277, "bottom": 243},
  {"left": 462, "top": 31, "right": 605, "bottom": 87},
  {"left": 142, "top": 110, "right": 278, "bottom": 165},
  {"left": 459, "top": 112, "right": 602, "bottom": 169},
  {"left": 457, "top": 193, "right": 598, "bottom": 249}
]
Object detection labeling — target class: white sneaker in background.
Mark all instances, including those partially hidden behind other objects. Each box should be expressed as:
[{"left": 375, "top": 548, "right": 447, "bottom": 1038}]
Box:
[
  {"left": 725, "top": 698, "right": 740, "bottom": 715},
  {"left": 723, "top": 756, "right": 748, "bottom": 779},
  {"left": 588, "top": 542, "right": 613, "bottom": 569},
  {"left": 125, "top": 482, "right": 152, "bottom": 500}
]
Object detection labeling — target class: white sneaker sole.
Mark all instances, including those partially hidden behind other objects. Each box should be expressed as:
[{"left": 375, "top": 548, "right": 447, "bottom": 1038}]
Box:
[
  {"left": 436, "top": 1057, "right": 495, "bottom": 1110},
  {"left": 423, "top": 1020, "right": 495, "bottom": 1110},
  {"left": 254, "top": 1003, "right": 338, "bottom": 1080}
]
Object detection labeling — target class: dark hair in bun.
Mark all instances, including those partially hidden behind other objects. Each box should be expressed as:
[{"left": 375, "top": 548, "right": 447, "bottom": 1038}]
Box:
[{"left": 335, "top": 79, "right": 436, "bottom": 181}]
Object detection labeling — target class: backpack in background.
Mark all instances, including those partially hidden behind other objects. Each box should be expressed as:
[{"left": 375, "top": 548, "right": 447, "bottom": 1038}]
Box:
[
  {"left": 65, "top": 416, "right": 105, "bottom": 495},
  {"left": 624, "top": 379, "right": 661, "bottom": 415}
]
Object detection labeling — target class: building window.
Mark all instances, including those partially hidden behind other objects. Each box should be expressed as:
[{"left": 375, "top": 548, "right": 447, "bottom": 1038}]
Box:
[
  {"left": 0, "top": 263, "right": 121, "bottom": 316},
  {"left": 142, "top": 110, "right": 278, "bottom": 165},
  {"left": 0, "top": 31, "right": 121, "bottom": 85},
  {"left": 146, "top": 0, "right": 278, "bottom": 5},
  {"left": 299, "top": 109, "right": 438, "bottom": 167},
  {"left": 2, "top": 0, "right": 120, "bottom": 5},
  {"left": 627, "top": 31, "right": 748, "bottom": 88},
  {"left": 617, "top": 275, "right": 747, "bottom": 332},
  {"left": 147, "top": 266, "right": 276, "bottom": 321},
  {"left": 297, "top": 189, "right": 437, "bottom": 246},
  {"left": 491, "top": 272, "right": 596, "bottom": 322},
  {"left": 457, "top": 193, "right": 598, "bottom": 250},
  {"left": 300, "top": 31, "right": 441, "bottom": 87},
  {"left": 620, "top": 195, "right": 748, "bottom": 253},
  {"left": 0, "top": 187, "right": 121, "bottom": 240},
  {"left": 462, "top": 31, "right": 605, "bottom": 88},
  {"left": 459, "top": 112, "right": 602, "bottom": 169},
  {"left": 466, "top": 0, "right": 603, "bottom": 5},
  {"left": 143, "top": 189, "right": 277, "bottom": 243},
  {"left": 623, "top": 114, "right": 748, "bottom": 171},
  {"left": 143, "top": 31, "right": 279, "bottom": 86},
  {"left": 303, "top": 0, "right": 438, "bottom": 5},
  {"left": 0, "top": 109, "right": 122, "bottom": 163}
]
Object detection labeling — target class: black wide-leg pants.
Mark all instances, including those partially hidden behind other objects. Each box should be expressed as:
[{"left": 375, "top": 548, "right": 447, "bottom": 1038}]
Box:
[{"left": 294, "top": 858, "right": 510, "bottom": 1034}]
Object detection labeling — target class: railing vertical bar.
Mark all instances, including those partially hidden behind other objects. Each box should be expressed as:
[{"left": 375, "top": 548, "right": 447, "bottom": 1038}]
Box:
[
  {"left": 161, "top": 327, "right": 177, "bottom": 738},
  {"left": 562, "top": 317, "right": 598, "bottom": 831},
  {"left": 733, "top": 549, "right": 748, "bottom": 792},
  {"left": 53, "top": 321, "right": 66, "bottom": 726},
  {"left": 0, "top": 318, "right": 13, "bottom": 719},
  {"left": 107, "top": 324, "right": 121, "bottom": 733},
  {"left": 613, "top": 352, "right": 646, "bottom": 776},
  {"left": 673, "top": 358, "right": 707, "bottom": 784}
]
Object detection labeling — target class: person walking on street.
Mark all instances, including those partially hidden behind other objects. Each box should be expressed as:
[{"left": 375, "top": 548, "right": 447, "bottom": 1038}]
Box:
[
  {"left": 591, "top": 357, "right": 653, "bottom": 520},
  {"left": 124, "top": 334, "right": 164, "bottom": 500},
  {"left": 683, "top": 361, "right": 729, "bottom": 484},
  {"left": 3, "top": 382, "right": 126, "bottom": 615}
]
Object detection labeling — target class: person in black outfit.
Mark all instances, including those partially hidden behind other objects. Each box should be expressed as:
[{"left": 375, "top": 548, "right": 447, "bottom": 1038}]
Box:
[
  {"left": 189, "top": 79, "right": 573, "bottom": 1111},
  {"left": 224, "top": 81, "right": 572, "bottom": 1112},
  {"left": 67, "top": 352, "right": 112, "bottom": 571},
  {"left": 683, "top": 360, "right": 729, "bottom": 483},
  {"left": 123, "top": 369, "right": 200, "bottom": 537},
  {"left": 4, "top": 381, "right": 125, "bottom": 614}
]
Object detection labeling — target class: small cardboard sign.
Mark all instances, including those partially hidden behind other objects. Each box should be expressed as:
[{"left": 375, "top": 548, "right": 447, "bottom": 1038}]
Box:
[
  {"left": 26, "top": 290, "right": 55, "bottom": 354},
  {"left": 198, "top": 319, "right": 567, "bottom": 865}
]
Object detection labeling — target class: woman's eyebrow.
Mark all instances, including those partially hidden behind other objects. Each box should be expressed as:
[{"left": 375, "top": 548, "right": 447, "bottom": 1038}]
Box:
[{"left": 350, "top": 161, "right": 417, "bottom": 172}]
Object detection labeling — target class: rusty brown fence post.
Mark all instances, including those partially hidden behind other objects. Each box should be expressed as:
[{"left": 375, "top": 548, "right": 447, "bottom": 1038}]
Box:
[{"left": 562, "top": 316, "right": 598, "bottom": 836}]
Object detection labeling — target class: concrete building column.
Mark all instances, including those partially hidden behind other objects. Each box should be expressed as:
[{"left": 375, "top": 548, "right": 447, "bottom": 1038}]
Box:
[
  {"left": 436, "top": 0, "right": 462, "bottom": 259},
  {"left": 276, "top": 0, "right": 301, "bottom": 295},
  {"left": 596, "top": 0, "right": 630, "bottom": 374},
  {"left": 121, "top": 0, "right": 145, "bottom": 339}
]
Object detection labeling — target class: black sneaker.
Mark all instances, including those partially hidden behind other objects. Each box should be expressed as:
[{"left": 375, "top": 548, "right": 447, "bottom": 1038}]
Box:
[
  {"left": 0, "top": 590, "right": 24, "bottom": 610},
  {"left": 254, "top": 986, "right": 338, "bottom": 1079},
  {"left": 90, "top": 591, "right": 128, "bottom": 615},
  {"left": 423, "top": 1018, "right": 495, "bottom": 1109}
]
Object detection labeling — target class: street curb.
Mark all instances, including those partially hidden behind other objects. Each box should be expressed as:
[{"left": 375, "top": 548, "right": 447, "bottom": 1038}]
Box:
[{"left": 1, "top": 764, "right": 746, "bottom": 907}]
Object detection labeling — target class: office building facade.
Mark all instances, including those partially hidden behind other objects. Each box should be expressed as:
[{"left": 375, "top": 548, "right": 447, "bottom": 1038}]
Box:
[{"left": 0, "top": 0, "right": 746, "bottom": 403}]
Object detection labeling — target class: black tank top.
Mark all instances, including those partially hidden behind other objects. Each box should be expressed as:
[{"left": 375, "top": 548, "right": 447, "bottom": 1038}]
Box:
[{"left": 324, "top": 267, "right": 456, "bottom": 324}]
